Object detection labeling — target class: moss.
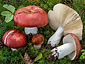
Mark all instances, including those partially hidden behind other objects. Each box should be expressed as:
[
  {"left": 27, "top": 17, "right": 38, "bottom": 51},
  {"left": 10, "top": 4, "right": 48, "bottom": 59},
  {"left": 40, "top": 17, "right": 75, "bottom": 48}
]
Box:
[{"left": 0, "top": 0, "right": 85, "bottom": 64}]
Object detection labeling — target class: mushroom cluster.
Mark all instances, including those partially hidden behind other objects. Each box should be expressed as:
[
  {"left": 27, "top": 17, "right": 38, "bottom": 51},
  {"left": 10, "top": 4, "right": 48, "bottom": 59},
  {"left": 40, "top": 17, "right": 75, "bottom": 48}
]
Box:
[
  {"left": 2, "top": 5, "right": 48, "bottom": 50},
  {"left": 47, "top": 3, "right": 83, "bottom": 47},
  {"left": 47, "top": 3, "right": 83, "bottom": 60},
  {"left": 13, "top": 5, "right": 47, "bottom": 49},
  {"left": 2, "top": 4, "right": 83, "bottom": 61}
]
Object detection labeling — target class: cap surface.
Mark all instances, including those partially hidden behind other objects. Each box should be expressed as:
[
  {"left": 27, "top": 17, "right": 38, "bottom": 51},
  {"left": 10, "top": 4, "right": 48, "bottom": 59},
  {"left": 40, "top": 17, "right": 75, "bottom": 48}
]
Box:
[
  {"left": 32, "top": 34, "right": 44, "bottom": 45},
  {"left": 63, "top": 33, "right": 81, "bottom": 60},
  {"left": 14, "top": 5, "right": 48, "bottom": 27},
  {"left": 48, "top": 3, "right": 83, "bottom": 40},
  {"left": 2, "top": 29, "right": 27, "bottom": 48}
]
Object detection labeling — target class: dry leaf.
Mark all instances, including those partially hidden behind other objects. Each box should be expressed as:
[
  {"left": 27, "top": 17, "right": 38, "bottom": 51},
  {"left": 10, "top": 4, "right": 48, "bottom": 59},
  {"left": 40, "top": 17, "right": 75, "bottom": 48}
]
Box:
[{"left": 21, "top": 53, "right": 34, "bottom": 64}]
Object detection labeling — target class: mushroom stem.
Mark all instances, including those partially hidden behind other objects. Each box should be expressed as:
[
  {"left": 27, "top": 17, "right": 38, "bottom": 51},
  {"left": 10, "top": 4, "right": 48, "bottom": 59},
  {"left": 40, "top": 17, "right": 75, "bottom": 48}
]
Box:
[
  {"left": 34, "top": 45, "right": 41, "bottom": 49},
  {"left": 25, "top": 27, "right": 38, "bottom": 35},
  {"left": 11, "top": 48, "right": 17, "bottom": 51},
  {"left": 47, "top": 26, "right": 64, "bottom": 47},
  {"left": 47, "top": 43, "right": 75, "bottom": 60}
]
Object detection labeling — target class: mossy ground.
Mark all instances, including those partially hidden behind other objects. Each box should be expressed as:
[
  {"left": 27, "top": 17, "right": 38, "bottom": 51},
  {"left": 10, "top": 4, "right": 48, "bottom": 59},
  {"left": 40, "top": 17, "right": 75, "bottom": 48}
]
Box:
[{"left": 0, "top": 0, "right": 85, "bottom": 64}]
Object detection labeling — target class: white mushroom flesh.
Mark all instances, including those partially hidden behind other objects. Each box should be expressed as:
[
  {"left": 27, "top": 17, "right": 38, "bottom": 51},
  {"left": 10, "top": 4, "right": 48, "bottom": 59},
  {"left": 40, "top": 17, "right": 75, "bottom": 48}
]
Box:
[
  {"left": 63, "top": 34, "right": 77, "bottom": 60},
  {"left": 11, "top": 48, "right": 17, "bottom": 51},
  {"left": 25, "top": 27, "right": 38, "bottom": 35},
  {"left": 47, "top": 34, "right": 76, "bottom": 60},
  {"left": 34, "top": 45, "right": 41, "bottom": 49},
  {"left": 4, "top": 31, "right": 14, "bottom": 44},
  {"left": 51, "top": 43, "right": 75, "bottom": 59},
  {"left": 47, "top": 26, "right": 64, "bottom": 47}
]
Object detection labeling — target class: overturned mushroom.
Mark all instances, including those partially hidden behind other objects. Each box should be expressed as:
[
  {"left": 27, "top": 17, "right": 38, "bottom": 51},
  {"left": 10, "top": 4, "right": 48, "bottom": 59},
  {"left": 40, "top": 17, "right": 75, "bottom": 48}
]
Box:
[
  {"left": 47, "top": 33, "right": 81, "bottom": 60},
  {"left": 14, "top": 5, "right": 48, "bottom": 35},
  {"left": 47, "top": 3, "right": 83, "bottom": 47},
  {"left": 32, "top": 34, "right": 44, "bottom": 49}
]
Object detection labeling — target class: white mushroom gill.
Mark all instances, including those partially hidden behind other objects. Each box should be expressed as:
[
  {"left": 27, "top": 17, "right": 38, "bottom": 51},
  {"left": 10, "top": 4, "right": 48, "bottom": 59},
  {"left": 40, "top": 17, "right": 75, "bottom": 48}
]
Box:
[
  {"left": 47, "top": 3, "right": 83, "bottom": 48},
  {"left": 47, "top": 26, "right": 64, "bottom": 47}
]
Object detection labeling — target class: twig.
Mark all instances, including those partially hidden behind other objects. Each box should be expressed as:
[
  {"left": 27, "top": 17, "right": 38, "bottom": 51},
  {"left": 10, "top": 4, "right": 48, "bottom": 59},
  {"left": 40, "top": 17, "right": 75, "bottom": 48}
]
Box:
[{"left": 80, "top": 11, "right": 84, "bottom": 16}]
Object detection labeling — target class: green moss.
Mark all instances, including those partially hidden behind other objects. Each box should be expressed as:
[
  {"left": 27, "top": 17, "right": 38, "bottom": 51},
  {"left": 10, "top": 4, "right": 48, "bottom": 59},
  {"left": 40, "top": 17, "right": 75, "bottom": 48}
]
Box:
[{"left": 0, "top": 0, "right": 85, "bottom": 64}]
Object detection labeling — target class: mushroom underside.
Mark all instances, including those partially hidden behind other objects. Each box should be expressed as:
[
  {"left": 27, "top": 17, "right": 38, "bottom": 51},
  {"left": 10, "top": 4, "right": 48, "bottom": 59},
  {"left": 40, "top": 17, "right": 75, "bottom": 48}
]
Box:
[
  {"left": 63, "top": 34, "right": 81, "bottom": 60},
  {"left": 48, "top": 3, "right": 83, "bottom": 40}
]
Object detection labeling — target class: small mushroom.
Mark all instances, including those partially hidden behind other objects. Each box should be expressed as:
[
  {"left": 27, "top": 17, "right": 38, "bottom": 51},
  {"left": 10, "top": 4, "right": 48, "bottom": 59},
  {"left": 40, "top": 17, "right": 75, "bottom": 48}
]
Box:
[
  {"left": 47, "top": 33, "right": 81, "bottom": 60},
  {"left": 14, "top": 5, "right": 48, "bottom": 35},
  {"left": 47, "top": 3, "right": 83, "bottom": 47},
  {"left": 2, "top": 29, "right": 27, "bottom": 51},
  {"left": 32, "top": 34, "right": 44, "bottom": 49}
]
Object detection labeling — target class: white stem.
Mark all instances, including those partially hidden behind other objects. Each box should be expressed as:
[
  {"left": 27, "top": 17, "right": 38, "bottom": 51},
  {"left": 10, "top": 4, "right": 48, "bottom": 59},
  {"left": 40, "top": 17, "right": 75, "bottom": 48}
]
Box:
[
  {"left": 51, "top": 43, "right": 75, "bottom": 59},
  {"left": 34, "top": 45, "right": 41, "bottom": 49},
  {"left": 47, "top": 26, "right": 64, "bottom": 47},
  {"left": 24, "top": 27, "right": 38, "bottom": 35},
  {"left": 11, "top": 48, "right": 17, "bottom": 51}
]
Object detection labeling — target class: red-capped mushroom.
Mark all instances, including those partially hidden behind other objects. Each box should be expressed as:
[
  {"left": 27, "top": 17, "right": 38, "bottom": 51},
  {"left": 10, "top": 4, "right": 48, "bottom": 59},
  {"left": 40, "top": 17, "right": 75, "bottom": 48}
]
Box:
[
  {"left": 32, "top": 34, "right": 44, "bottom": 49},
  {"left": 47, "top": 33, "right": 81, "bottom": 60},
  {"left": 14, "top": 5, "right": 48, "bottom": 35},
  {"left": 2, "top": 29, "right": 27, "bottom": 51}
]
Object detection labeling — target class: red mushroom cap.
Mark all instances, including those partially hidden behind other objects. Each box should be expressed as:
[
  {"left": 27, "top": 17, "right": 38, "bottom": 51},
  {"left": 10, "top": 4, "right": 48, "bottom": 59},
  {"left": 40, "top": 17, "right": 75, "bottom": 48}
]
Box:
[
  {"left": 2, "top": 29, "right": 27, "bottom": 48},
  {"left": 32, "top": 34, "right": 44, "bottom": 45},
  {"left": 14, "top": 5, "right": 48, "bottom": 27}
]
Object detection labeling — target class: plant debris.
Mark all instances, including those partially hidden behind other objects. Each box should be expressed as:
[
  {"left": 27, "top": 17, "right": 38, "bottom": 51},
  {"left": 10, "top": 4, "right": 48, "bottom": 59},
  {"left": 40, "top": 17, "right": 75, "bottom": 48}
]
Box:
[{"left": 21, "top": 53, "right": 34, "bottom": 64}]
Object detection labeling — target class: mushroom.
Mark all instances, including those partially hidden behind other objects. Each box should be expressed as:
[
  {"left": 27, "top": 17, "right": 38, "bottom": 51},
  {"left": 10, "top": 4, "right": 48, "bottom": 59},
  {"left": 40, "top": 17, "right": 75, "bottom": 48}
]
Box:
[
  {"left": 32, "top": 34, "right": 44, "bottom": 49},
  {"left": 2, "top": 29, "right": 27, "bottom": 51},
  {"left": 14, "top": 5, "right": 48, "bottom": 35},
  {"left": 47, "top": 33, "right": 81, "bottom": 60},
  {"left": 47, "top": 3, "right": 83, "bottom": 47}
]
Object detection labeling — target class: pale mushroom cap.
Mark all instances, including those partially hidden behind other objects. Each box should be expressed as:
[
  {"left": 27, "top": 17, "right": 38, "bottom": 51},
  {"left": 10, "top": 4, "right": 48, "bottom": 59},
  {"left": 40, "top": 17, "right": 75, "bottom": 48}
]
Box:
[
  {"left": 63, "top": 33, "right": 81, "bottom": 60},
  {"left": 48, "top": 3, "right": 83, "bottom": 40}
]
